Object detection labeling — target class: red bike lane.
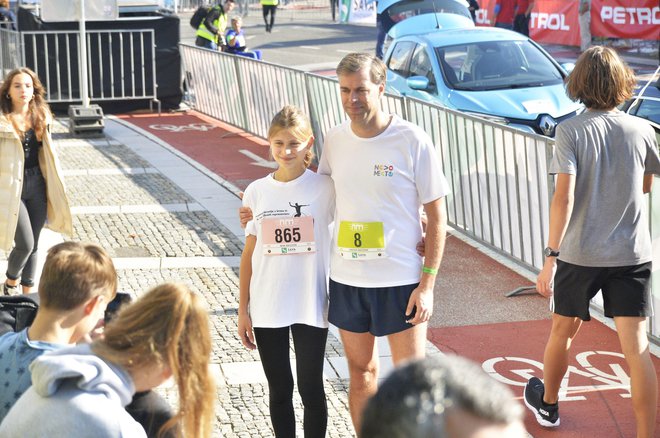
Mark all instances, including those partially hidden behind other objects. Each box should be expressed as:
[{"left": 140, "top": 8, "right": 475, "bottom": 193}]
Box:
[{"left": 118, "top": 110, "right": 660, "bottom": 438}]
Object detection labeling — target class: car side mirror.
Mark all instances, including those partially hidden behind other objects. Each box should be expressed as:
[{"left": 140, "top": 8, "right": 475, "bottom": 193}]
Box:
[{"left": 407, "top": 76, "right": 431, "bottom": 91}]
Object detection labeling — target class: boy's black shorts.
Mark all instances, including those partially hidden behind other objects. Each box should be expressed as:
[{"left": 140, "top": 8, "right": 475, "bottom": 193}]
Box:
[{"left": 552, "top": 260, "right": 652, "bottom": 321}]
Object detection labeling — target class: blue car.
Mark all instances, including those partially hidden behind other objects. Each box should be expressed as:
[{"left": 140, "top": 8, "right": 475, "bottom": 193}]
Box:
[
  {"left": 620, "top": 72, "right": 660, "bottom": 141},
  {"left": 381, "top": 1, "right": 582, "bottom": 136}
]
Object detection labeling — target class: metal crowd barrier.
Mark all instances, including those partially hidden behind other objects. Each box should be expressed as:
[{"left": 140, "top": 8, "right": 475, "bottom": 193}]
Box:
[
  {"left": 21, "top": 29, "right": 157, "bottom": 104},
  {"left": 405, "top": 99, "right": 554, "bottom": 272},
  {"left": 180, "top": 43, "right": 659, "bottom": 340},
  {"left": 180, "top": 42, "right": 552, "bottom": 273}
]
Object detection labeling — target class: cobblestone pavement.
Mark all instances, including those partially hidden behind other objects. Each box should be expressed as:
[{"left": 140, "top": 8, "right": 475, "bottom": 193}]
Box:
[{"left": 1, "top": 117, "right": 367, "bottom": 437}]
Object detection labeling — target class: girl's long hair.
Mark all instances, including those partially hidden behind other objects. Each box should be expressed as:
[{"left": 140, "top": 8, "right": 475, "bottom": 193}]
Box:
[
  {"left": 93, "top": 283, "right": 215, "bottom": 438},
  {"left": 0, "top": 67, "right": 52, "bottom": 139}
]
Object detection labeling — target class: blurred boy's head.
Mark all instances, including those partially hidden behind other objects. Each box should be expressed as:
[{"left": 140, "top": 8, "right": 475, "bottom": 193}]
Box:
[
  {"left": 361, "top": 355, "right": 526, "bottom": 438},
  {"left": 38, "top": 242, "right": 117, "bottom": 340},
  {"left": 39, "top": 242, "right": 117, "bottom": 311}
]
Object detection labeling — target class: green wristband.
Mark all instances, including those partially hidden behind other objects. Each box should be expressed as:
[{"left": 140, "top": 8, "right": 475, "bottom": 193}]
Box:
[{"left": 422, "top": 266, "right": 438, "bottom": 275}]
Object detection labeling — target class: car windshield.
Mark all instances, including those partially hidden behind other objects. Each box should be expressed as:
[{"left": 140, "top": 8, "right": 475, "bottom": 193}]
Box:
[
  {"left": 435, "top": 40, "right": 564, "bottom": 91},
  {"left": 384, "top": 0, "right": 471, "bottom": 26}
]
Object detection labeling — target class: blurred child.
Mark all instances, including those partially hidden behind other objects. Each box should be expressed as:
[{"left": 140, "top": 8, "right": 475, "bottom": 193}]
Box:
[
  {"left": 0, "top": 283, "right": 215, "bottom": 438},
  {"left": 0, "top": 242, "right": 117, "bottom": 422},
  {"left": 226, "top": 16, "right": 263, "bottom": 60}
]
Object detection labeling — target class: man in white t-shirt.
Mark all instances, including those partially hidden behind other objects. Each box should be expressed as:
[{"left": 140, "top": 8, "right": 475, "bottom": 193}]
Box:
[{"left": 317, "top": 52, "right": 449, "bottom": 432}]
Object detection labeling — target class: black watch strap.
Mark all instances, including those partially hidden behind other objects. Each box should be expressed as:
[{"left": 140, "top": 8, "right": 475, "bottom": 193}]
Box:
[{"left": 544, "top": 246, "right": 560, "bottom": 257}]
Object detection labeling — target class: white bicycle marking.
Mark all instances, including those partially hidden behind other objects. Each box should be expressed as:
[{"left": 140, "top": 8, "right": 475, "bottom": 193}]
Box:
[
  {"left": 148, "top": 123, "right": 217, "bottom": 132},
  {"left": 482, "top": 351, "right": 631, "bottom": 402}
]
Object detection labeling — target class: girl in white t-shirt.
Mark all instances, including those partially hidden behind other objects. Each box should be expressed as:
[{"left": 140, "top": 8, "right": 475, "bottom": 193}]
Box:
[{"left": 238, "top": 105, "right": 334, "bottom": 438}]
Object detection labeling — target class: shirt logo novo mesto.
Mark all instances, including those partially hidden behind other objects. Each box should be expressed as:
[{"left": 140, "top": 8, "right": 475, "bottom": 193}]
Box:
[{"left": 373, "top": 164, "right": 394, "bottom": 177}]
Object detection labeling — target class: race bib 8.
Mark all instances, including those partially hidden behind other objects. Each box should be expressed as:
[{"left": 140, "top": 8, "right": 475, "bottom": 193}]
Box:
[
  {"left": 337, "top": 221, "right": 386, "bottom": 260},
  {"left": 261, "top": 216, "right": 315, "bottom": 255}
]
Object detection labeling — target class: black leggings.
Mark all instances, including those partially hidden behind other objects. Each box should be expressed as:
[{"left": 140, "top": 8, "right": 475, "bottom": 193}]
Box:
[{"left": 254, "top": 324, "right": 328, "bottom": 438}]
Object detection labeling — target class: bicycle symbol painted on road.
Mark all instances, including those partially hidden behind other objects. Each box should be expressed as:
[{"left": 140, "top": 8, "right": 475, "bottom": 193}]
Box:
[
  {"left": 148, "top": 123, "right": 217, "bottom": 132},
  {"left": 482, "top": 351, "right": 631, "bottom": 402}
]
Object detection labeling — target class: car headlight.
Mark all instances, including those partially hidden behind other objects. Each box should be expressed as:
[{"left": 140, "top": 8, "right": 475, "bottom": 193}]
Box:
[{"left": 463, "top": 111, "right": 509, "bottom": 125}]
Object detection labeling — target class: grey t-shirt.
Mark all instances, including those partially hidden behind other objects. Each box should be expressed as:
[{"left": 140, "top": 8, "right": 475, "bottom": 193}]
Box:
[{"left": 549, "top": 110, "right": 660, "bottom": 267}]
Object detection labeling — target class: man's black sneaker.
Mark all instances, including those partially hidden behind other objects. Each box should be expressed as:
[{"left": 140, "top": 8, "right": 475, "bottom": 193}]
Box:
[{"left": 524, "top": 377, "right": 560, "bottom": 427}]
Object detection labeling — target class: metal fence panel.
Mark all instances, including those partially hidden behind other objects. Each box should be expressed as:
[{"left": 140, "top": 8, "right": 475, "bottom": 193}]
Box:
[
  {"left": 404, "top": 99, "right": 553, "bottom": 271},
  {"left": 181, "top": 45, "right": 245, "bottom": 127},
  {"left": 238, "top": 59, "right": 309, "bottom": 137},
  {"left": 20, "top": 29, "right": 156, "bottom": 104}
]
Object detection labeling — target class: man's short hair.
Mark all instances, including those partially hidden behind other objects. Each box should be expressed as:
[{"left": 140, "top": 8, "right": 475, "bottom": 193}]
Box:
[
  {"left": 361, "top": 355, "right": 524, "bottom": 438},
  {"left": 38, "top": 242, "right": 117, "bottom": 310},
  {"left": 336, "top": 52, "right": 387, "bottom": 85},
  {"left": 565, "top": 46, "right": 636, "bottom": 110}
]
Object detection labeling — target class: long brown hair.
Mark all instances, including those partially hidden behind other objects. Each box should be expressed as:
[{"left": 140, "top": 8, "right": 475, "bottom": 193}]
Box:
[
  {"left": 93, "top": 283, "right": 215, "bottom": 438},
  {"left": 565, "top": 46, "right": 636, "bottom": 110},
  {"left": 0, "top": 67, "right": 52, "bottom": 138}
]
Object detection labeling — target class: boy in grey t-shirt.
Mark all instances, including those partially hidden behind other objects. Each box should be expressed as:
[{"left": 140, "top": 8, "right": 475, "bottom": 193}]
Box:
[{"left": 524, "top": 46, "right": 659, "bottom": 438}]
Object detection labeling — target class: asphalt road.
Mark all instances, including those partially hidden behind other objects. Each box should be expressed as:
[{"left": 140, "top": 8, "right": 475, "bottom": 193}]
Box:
[
  {"left": 179, "top": 10, "right": 377, "bottom": 71},
  {"left": 179, "top": 10, "right": 657, "bottom": 78}
]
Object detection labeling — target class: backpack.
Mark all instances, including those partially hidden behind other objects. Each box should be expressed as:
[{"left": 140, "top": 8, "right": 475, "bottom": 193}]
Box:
[
  {"left": 190, "top": 5, "right": 212, "bottom": 29},
  {"left": 0, "top": 294, "right": 40, "bottom": 337}
]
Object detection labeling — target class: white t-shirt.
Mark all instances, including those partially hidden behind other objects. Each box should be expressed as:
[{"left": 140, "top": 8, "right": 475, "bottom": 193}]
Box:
[
  {"left": 318, "top": 115, "right": 449, "bottom": 288},
  {"left": 243, "top": 170, "right": 335, "bottom": 328}
]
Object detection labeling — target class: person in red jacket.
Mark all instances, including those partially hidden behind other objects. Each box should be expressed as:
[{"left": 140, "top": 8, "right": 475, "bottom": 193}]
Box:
[{"left": 493, "top": 0, "right": 515, "bottom": 30}]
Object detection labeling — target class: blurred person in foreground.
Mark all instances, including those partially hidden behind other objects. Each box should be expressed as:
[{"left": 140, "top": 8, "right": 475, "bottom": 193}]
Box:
[
  {"left": 0, "top": 242, "right": 117, "bottom": 423},
  {"left": 0, "top": 283, "right": 215, "bottom": 438},
  {"left": 527, "top": 46, "right": 658, "bottom": 438},
  {"left": 361, "top": 355, "right": 527, "bottom": 438}
]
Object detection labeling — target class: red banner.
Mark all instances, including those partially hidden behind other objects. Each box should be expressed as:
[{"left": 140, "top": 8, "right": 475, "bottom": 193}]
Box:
[
  {"left": 474, "top": 0, "right": 658, "bottom": 45},
  {"left": 591, "top": 0, "right": 660, "bottom": 41},
  {"left": 529, "top": 0, "right": 580, "bottom": 46},
  {"left": 474, "top": 0, "right": 495, "bottom": 27},
  {"left": 475, "top": 0, "right": 580, "bottom": 46}
]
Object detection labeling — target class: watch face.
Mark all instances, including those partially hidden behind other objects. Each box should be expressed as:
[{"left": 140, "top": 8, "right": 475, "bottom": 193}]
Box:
[{"left": 544, "top": 247, "right": 558, "bottom": 257}]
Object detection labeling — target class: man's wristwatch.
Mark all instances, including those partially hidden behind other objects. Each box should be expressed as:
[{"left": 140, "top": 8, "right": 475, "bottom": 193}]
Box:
[{"left": 544, "top": 246, "right": 560, "bottom": 257}]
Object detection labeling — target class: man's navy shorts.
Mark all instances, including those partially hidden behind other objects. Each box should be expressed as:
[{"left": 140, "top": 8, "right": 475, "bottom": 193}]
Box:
[
  {"left": 328, "top": 279, "right": 418, "bottom": 336},
  {"left": 553, "top": 260, "right": 652, "bottom": 321}
]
